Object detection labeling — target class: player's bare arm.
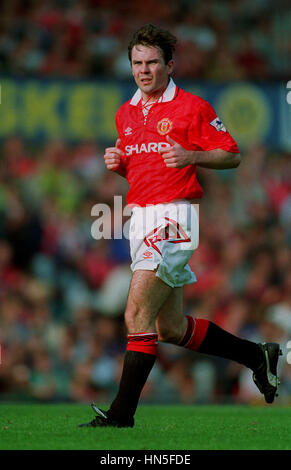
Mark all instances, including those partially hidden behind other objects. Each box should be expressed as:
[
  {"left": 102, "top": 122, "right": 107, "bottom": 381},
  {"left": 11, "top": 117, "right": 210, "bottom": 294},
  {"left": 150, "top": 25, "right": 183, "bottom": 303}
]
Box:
[
  {"left": 190, "top": 148, "right": 241, "bottom": 169},
  {"left": 159, "top": 135, "right": 241, "bottom": 169}
]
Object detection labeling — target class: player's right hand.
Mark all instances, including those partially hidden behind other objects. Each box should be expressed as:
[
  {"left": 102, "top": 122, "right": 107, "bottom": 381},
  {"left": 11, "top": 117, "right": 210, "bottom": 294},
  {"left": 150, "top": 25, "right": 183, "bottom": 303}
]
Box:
[{"left": 104, "top": 138, "right": 124, "bottom": 170}]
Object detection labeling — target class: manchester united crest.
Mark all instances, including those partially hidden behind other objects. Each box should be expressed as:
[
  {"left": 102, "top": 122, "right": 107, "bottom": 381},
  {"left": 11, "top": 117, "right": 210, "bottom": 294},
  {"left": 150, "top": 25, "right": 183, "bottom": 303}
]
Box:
[{"left": 157, "top": 118, "right": 173, "bottom": 135}]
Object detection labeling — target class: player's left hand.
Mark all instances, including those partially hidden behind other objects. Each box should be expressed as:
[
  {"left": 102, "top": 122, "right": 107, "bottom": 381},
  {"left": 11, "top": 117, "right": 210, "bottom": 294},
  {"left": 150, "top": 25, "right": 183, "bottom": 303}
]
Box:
[{"left": 159, "top": 136, "right": 195, "bottom": 168}]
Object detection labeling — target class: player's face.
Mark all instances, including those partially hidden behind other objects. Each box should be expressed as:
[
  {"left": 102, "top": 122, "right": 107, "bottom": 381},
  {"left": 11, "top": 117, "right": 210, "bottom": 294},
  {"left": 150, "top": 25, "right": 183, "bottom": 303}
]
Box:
[{"left": 131, "top": 45, "right": 174, "bottom": 100}]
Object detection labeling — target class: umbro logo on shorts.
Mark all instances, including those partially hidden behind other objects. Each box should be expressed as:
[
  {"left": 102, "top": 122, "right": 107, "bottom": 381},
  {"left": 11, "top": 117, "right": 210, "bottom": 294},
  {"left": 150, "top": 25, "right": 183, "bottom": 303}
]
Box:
[
  {"left": 143, "top": 251, "right": 153, "bottom": 259},
  {"left": 144, "top": 217, "right": 191, "bottom": 255}
]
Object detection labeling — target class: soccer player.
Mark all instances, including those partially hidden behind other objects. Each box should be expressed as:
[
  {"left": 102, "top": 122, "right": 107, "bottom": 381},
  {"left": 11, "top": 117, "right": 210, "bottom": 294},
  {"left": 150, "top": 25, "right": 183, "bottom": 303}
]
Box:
[{"left": 79, "top": 24, "right": 282, "bottom": 428}]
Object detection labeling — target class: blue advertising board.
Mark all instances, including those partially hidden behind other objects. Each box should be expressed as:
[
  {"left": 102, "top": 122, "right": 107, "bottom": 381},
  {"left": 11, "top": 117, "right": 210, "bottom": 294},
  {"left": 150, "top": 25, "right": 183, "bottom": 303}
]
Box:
[{"left": 0, "top": 78, "right": 289, "bottom": 150}]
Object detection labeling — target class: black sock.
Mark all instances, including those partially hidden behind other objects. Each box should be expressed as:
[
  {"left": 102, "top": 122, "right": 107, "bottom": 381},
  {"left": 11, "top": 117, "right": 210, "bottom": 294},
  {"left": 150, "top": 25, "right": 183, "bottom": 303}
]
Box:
[
  {"left": 198, "top": 321, "right": 263, "bottom": 370},
  {"left": 107, "top": 350, "right": 156, "bottom": 423}
]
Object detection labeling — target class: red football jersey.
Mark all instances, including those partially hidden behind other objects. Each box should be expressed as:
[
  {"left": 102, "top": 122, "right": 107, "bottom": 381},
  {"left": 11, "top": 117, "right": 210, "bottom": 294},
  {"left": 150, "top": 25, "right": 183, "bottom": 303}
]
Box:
[{"left": 115, "top": 79, "right": 239, "bottom": 206}]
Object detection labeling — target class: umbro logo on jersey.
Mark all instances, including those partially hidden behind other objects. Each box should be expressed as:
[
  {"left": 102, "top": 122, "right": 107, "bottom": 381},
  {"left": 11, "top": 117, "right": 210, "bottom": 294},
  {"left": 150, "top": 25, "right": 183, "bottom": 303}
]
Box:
[
  {"left": 124, "top": 127, "right": 133, "bottom": 135},
  {"left": 210, "top": 117, "right": 226, "bottom": 132}
]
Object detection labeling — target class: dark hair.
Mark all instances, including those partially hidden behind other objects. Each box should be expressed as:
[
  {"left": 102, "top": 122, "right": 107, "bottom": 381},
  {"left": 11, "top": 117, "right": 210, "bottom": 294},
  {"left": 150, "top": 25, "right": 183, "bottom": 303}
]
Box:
[{"left": 128, "top": 24, "right": 177, "bottom": 64}]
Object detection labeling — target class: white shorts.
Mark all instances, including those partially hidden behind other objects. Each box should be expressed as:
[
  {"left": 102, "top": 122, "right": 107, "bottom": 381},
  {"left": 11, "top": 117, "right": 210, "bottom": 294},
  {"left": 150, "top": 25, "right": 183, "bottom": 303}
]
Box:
[{"left": 129, "top": 201, "right": 199, "bottom": 288}]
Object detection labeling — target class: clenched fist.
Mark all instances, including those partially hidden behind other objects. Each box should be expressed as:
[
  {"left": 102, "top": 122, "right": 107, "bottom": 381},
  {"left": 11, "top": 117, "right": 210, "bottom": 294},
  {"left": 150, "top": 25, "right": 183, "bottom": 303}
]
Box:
[
  {"left": 159, "top": 135, "right": 195, "bottom": 168},
  {"left": 104, "top": 138, "right": 124, "bottom": 170}
]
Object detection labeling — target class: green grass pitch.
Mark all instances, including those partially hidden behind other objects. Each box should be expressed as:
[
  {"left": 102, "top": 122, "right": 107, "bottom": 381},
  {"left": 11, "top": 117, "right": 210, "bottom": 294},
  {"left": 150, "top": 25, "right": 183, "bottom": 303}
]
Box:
[{"left": 1, "top": 404, "right": 291, "bottom": 450}]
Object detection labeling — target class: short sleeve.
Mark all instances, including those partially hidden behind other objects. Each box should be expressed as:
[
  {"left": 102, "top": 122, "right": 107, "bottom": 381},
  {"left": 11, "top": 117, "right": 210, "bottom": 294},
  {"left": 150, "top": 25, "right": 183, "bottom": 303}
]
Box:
[{"left": 190, "top": 99, "right": 240, "bottom": 153}]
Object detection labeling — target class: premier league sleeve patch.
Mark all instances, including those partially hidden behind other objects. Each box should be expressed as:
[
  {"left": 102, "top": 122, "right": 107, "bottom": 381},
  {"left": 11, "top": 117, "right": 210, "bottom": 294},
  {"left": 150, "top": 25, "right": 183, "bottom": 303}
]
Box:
[{"left": 210, "top": 117, "right": 227, "bottom": 132}]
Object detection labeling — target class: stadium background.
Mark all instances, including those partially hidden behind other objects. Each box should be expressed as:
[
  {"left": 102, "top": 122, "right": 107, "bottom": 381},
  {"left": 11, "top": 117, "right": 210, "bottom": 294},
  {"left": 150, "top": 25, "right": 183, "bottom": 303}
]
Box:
[{"left": 0, "top": 0, "right": 290, "bottom": 407}]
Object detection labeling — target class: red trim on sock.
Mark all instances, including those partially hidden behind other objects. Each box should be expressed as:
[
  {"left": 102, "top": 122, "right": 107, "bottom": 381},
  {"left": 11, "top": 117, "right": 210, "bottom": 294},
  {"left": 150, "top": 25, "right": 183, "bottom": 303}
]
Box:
[
  {"left": 179, "top": 315, "right": 195, "bottom": 346},
  {"left": 185, "top": 318, "right": 209, "bottom": 351},
  {"left": 126, "top": 333, "right": 158, "bottom": 356}
]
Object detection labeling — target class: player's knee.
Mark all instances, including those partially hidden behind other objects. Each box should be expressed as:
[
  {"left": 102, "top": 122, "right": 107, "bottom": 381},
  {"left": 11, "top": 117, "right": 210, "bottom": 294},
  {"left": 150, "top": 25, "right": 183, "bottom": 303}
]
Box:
[
  {"left": 157, "top": 323, "right": 180, "bottom": 344},
  {"left": 124, "top": 307, "right": 153, "bottom": 333}
]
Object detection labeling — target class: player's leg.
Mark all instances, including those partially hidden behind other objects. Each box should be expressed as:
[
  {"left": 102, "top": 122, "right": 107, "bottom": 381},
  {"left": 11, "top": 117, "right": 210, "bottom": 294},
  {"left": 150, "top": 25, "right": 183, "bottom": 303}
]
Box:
[
  {"left": 156, "top": 288, "right": 209, "bottom": 351},
  {"left": 155, "top": 287, "right": 185, "bottom": 343},
  {"left": 124, "top": 269, "right": 172, "bottom": 333},
  {"left": 79, "top": 269, "right": 173, "bottom": 428},
  {"left": 157, "top": 289, "right": 261, "bottom": 367},
  {"left": 105, "top": 269, "right": 173, "bottom": 425},
  {"left": 156, "top": 288, "right": 282, "bottom": 403}
]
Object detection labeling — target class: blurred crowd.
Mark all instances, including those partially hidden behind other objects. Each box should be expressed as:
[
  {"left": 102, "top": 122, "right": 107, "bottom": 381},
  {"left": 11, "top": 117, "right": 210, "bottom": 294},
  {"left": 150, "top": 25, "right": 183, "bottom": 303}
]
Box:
[
  {"left": 0, "top": 0, "right": 290, "bottom": 406},
  {"left": 0, "top": 136, "right": 290, "bottom": 405},
  {"left": 0, "top": 0, "right": 290, "bottom": 80}
]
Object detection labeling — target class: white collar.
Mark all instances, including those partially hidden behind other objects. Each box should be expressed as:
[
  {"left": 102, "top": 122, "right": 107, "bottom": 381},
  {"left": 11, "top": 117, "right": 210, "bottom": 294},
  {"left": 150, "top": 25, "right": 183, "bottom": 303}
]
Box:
[{"left": 130, "top": 77, "right": 177, "bottom": 106}]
